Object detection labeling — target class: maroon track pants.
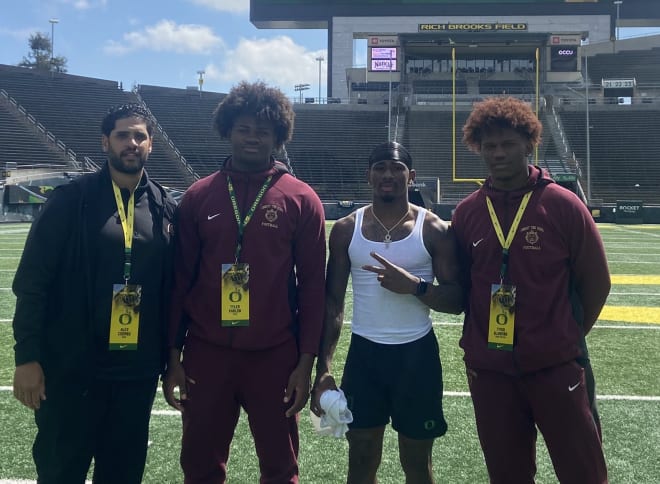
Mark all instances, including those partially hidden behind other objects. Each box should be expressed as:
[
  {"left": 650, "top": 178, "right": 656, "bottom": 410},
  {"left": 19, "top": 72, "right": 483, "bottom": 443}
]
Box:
[
  {"left": 180, "top": 336, "right": 300, "bottom": 484},
  {"left": 467, "top": 360, "right": 608, "bottom": 484}
]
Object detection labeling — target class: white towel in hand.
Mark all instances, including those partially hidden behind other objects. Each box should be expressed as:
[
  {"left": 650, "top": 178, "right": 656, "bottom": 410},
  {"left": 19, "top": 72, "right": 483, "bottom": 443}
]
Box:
[{"left": 317, "top": 389, "right": 353, "bottom": 438}]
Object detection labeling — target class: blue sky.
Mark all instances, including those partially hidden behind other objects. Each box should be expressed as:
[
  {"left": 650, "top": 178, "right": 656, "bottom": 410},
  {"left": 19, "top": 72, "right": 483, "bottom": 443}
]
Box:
[
  {"left": 1, "top": 0, "right": 329, "bottom": 98},
  {"left": 2, "top": 0, "right": 659, "bottom": 99}
]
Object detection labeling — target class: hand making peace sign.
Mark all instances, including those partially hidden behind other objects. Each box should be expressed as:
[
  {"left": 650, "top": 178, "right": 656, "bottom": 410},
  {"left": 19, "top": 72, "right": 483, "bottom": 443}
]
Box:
[{"left": 362, "top": 251, "right": 421, "bottom": 295}]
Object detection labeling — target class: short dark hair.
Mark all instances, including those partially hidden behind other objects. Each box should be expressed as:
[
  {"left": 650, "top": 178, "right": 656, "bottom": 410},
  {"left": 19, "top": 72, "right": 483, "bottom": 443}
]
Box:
[
  {"left": 212, "top": 81, "right": 294, "bottom": 149},
  {"left": 368, "top": 141, "right": 413, "bottom": 169},
  {"left": 101, "top": 103, "right": 155, "bottom": 137},
  {"left": 462, "top": 97, "right": 542, "bottom": 153}
]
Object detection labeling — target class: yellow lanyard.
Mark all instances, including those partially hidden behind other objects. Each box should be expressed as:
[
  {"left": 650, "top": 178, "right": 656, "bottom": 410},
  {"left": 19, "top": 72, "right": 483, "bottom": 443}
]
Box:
[
  {"left": 112, "top": 181, "right": 135, "bottom": 283},
  {"left": 227, "top": 175, "right": 272, "bottom": 263},
  {"left": 486, "top": 191, "right": 532, "bottom": 282}
]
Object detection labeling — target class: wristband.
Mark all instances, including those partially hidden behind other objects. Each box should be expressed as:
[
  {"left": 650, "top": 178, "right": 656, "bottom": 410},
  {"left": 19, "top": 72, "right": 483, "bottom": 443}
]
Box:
[{"left": 415, "top": 278, "right": 428, "bottom": 296}]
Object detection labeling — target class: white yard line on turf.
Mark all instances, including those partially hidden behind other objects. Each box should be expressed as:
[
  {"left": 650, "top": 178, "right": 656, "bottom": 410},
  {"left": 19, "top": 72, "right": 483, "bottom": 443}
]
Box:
[
  {"left": 0, "top": 386, "right": 658, "bottom": 402},
  {"left": 0, "top": 481, "right": 91, "bottom": 484},
  {"left": 0, "top": 481, "right": 90, "bottom": 484},
  {"left": 0, "top": 319, "right": 658, "bottom": 329}
]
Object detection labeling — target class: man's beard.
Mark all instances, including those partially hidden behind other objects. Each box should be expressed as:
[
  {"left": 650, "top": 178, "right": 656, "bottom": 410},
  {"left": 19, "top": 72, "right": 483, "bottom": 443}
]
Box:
[{"left": 107, "top": 149, "right": 146, "bottom": 174}]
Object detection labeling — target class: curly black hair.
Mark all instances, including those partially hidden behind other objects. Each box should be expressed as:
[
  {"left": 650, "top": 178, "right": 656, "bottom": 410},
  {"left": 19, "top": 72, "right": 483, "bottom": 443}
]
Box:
[
  {"left": 101, "top": 103, "right": 155, "bottom": 137},
  {"left": 212, "top": 81, "right": 294, "bottom": 149},
  {"left": 462, "top": 97, "right": 542, "bottom": 153}
]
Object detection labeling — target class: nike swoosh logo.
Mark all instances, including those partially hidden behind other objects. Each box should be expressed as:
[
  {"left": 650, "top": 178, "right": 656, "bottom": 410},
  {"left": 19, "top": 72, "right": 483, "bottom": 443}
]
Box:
[
  {"left": 207, "top": 213, "right": 221, "bottom": 220},
  {"left": 119, "top": 345, "right": 128, "bottom": 349},
  {"left": 472, "top": 238, "right": 484, "bottom": 247},
  {"left": 568, "top": 382, "right": 581, "bottom": 392}
]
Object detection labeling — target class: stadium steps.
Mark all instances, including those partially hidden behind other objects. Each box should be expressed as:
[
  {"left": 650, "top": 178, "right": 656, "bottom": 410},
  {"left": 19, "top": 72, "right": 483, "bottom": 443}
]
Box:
[
  {"left": 559, "top": 105, "right": 660, "bottom": 204},
  {"left": 0, "top": 97, "right": 72, "bottom": 171},
  {"left": 0, "top": 64, "right": 193, "bottom": 190},
  {"left": 3, "top": 63, "right": 658, "bottom": 204},
  {"left": 286, "top": 105, "right": 390, "bottom": 202},
  {"left": 138, "top": 85, "right": 229, "bottom": 179},
  {"left": 402, "top": 107, "right": 485, "bottom": 203},
  {"left": 587, "top": 48, "right": 660, "bottom": 87}
]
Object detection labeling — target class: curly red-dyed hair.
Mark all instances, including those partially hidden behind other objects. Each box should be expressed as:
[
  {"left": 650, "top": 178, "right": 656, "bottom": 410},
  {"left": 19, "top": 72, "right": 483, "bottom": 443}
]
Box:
[{"left": 462, "top": 97, "right": 542, "bottom": 153}]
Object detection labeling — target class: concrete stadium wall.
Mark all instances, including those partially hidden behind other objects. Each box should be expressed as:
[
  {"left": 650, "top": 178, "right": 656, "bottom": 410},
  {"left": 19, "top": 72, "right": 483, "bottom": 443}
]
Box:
[{"left": 324, "top": 202, "right": 660, "bottom": 224}]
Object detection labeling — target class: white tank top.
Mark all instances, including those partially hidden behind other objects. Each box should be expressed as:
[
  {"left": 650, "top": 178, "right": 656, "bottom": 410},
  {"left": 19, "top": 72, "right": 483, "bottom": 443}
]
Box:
[{"left": 349, "top": 206, "right": 434, "bottom": 344}]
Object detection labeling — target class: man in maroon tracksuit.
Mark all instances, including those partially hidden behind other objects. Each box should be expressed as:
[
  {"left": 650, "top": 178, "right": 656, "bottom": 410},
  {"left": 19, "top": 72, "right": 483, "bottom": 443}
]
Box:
[
  {"left": 163, "top": 81, "right": 326, "bottom": 483},
  {"left": 452, "top": 97, "right": 610, "bottom": 484}
]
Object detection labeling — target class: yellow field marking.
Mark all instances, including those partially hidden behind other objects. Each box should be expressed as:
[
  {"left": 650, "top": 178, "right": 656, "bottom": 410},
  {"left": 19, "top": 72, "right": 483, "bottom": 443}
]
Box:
[
  {"left": 611, "top": 275, "right": 660, "bottom": 285},
  {"left": 598, "top": 224, "right": 660, "bottom": 230},
  {"left": 600, "top": 306, "right": 660, "bottom": 324}
]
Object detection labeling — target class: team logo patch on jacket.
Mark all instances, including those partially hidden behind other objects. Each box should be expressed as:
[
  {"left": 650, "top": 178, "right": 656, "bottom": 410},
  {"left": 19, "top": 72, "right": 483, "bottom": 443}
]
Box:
[
  {"left": 261, "top": 204, "right": 283, "bottom": 228},
  {"left": 521, "top": 225, "right": 543, "bottom": 250}
]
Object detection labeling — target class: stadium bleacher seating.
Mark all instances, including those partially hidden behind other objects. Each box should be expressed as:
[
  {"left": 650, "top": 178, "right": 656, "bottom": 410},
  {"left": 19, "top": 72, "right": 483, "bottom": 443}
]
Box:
[
  {"left": 587, "top": 48, "right": 660, "bottom": 86},
  {"left": 412, "top": 79, "right": 468, "bottom": 95},
  {"left": 403, "top": 108, "right": 480, "bottom": 202},
  {"left": 351, "top": 82, "right": 400, "bottom": 92},
  {"left": 139, "top": 86, "right": 390, "bottom": 202},
  {"left": 286, "top": 105, "right": 390, "bottom": 201},
  {"left": 478, "top": 79, "right": 534, "bottom": 95},
  {"left": 137, "top": 85, "right": 229, "bottom": 179},
  {"left": 0, "top": 64, "right": 194, "bottom": 189},
  {"left": 2, "top": 63, "right": 659, "bottom": 206},
  {"left": 559, "top": 105, "right": 660, "bottom": 203},
  {"left": 401, "top": 107, "right": 561, "bottom": 203},
  {"left": 0, "top": 100, "right": 70, "bottom": 170}
]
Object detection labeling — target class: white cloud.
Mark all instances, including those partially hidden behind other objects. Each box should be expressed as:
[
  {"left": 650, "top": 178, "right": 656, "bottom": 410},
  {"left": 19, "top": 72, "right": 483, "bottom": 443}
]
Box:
[
  {"left": 188, "top": 0, "right": 249, "bottom": 14},
  {"left": 60, "top": 0, "right": 107, "bottom": 10},
  {"left": 205, "top": 36, "right": 326, "bottom": 94},
  {"left": 104, "top": 20, "right": 225, "bottom": 55},
  {"left": 0, "top": 27, "right": 40, "bottom": 42}
]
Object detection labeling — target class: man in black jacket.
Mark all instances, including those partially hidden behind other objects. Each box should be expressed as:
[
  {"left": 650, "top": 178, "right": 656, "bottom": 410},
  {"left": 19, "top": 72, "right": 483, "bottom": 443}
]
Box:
[{"left": 12, "top": 103, "right": 176, "bottom": 483}]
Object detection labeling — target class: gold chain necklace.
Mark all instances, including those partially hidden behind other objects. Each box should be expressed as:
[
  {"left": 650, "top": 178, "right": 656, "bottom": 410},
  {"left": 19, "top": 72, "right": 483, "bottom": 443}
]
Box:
[{"left": 371, "top": 206, "right": 410, "bottom": 244}]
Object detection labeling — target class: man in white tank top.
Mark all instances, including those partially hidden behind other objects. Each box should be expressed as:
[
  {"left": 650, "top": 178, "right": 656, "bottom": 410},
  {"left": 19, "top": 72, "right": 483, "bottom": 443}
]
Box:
[{"left": 311, "top": 142, "right": 464, "bottom": 484}]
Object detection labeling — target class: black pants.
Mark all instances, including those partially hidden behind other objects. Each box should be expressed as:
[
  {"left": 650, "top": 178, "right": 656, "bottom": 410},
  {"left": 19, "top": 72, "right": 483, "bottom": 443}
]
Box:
[{"left": 33, "top": 376, "right": 158, "bottom": 484}]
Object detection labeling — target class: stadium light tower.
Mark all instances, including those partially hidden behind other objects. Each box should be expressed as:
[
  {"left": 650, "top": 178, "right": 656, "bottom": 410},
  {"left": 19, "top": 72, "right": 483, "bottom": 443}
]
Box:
[
  {"left": 316, "top": 56, "right": 324, "bottom": 104},
  {"left": 584, "top": 53, "right": 592, "bottom": 203},
  {"left": 388, "top": 50, "right": 393, "bottom": 142},
  {"left": 294, "top": 83, "right": 310, "bottom": 104},
  {"left": 49, "top": 18, "right": 59, "bottom": 68},
  {"left": 613, "top": 0, "right": 623, "bottom": 41},
  {"left": 197, "top": 70, "right": 205, "bottom": 92}
]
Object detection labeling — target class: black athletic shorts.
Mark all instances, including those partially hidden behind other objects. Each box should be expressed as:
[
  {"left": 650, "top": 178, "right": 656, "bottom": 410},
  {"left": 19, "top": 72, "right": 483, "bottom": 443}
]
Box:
[{"left": 341, "top": 329, "right": 448, "bottom": 440}]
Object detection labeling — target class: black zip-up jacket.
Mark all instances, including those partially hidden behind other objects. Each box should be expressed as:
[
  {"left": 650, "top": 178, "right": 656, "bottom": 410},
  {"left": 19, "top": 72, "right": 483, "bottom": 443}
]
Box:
[{"left": 12, "top": 164, "right": 176, "bottom": 381}]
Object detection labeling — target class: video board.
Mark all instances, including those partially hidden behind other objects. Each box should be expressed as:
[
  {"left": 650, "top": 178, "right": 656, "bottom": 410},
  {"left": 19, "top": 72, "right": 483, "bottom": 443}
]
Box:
[
  {"left": 370, "top": 47, "right": 398, "bottom": 71},
  {"left": 550, "top": 45, "right": 578, "bottom": 71}
]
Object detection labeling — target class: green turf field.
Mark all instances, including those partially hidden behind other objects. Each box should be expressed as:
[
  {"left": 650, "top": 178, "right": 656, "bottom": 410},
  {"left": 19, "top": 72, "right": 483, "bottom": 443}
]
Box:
[{"left": 0, "top": 222, "right": 658, "bottom": 483}]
